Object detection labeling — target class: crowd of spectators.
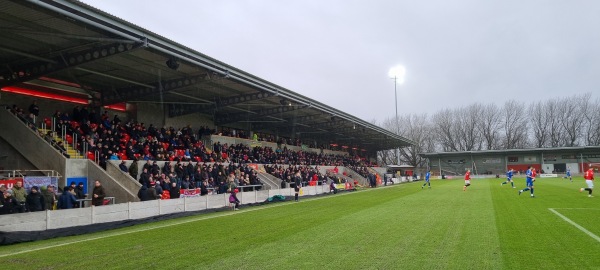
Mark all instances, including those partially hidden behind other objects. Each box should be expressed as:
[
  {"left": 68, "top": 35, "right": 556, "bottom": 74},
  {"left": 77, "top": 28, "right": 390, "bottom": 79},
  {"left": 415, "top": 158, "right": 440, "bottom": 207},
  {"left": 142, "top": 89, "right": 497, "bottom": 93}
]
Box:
[
  {"left": 7, "top": 104, "right": 75, "bottom": 158},
  {"left": 134, "top": 160, "right": 263, "bottom": 202},
  {"left": 264, "top": 164, "right": 329, "bottom": 187},
  {"left": 9, "top": 100, "right": 376, "bottom": 168},
  {"left": 11, "top": 102, "right": 373, "bottom": 168},
  {"left": 4, "top": 102, "right": 378, "bottom": 211},
  {"left": 9, "top": 104, "right": 38, "bottom": 131},
  {"left": 218, "top": 142, "right": 370, "bottom": 167},
  {"left": 0, "top": 180, "right": 103, "bottom": 215}
]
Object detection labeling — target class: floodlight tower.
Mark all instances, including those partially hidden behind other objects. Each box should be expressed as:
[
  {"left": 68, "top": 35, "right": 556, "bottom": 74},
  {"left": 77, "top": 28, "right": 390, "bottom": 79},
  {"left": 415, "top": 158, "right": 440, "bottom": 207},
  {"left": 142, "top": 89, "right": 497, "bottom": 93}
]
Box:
[{"left": 388, "top": 65, "right": 406, "bottom": 166}]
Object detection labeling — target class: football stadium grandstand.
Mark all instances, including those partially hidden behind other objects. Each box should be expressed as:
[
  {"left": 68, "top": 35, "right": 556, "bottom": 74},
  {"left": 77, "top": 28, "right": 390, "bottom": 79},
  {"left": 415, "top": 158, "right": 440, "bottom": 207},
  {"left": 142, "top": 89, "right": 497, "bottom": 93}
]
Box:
[
  {"left": 420, "top": 147, "right": 600, "bottom": 177},
  {"left": 2, "top": 2, "right": 600, "bottom": 269},
  {"left": 0, "top": 0, "right": 413, "bottom": 233}
]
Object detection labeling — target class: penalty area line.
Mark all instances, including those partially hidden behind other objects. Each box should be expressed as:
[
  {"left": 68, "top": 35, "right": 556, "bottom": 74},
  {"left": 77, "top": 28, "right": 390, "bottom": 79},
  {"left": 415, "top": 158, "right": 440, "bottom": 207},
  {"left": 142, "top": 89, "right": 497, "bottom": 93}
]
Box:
[
  {"left": 0, "top": 185, "right": 386, "bottom": 258},
  {"left": 548, "top": 208, "right": 600, "bottom": 243}
]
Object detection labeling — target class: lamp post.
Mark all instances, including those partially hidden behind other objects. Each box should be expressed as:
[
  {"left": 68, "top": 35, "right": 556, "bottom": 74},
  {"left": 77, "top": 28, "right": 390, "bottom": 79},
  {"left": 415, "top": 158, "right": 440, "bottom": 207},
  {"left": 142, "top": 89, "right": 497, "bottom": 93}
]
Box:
[{"left": 388, "top": 65, "right": 406, "bottom": 166}]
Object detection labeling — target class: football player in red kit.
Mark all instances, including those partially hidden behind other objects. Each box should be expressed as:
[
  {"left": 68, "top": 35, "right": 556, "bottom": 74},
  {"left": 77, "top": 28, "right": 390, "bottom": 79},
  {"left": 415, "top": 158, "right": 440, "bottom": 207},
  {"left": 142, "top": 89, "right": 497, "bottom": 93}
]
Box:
[{"left": 463, "top": 169, "right": 471, "bottom": 191}]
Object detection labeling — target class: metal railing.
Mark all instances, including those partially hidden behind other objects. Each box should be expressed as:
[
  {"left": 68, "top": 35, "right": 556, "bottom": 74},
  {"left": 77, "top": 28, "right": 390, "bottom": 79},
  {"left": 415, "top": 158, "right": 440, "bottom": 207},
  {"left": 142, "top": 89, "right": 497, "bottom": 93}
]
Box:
[{"left": 0, "top": 169, "right": 62, "bottom": 178}]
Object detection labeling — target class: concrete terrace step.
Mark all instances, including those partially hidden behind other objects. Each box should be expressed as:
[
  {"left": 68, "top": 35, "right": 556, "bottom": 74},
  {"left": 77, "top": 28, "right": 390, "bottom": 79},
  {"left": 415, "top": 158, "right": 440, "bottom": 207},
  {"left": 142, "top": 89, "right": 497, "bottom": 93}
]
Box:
[{"left": 37, "top": 129, "right": 84, "bottom": 159}]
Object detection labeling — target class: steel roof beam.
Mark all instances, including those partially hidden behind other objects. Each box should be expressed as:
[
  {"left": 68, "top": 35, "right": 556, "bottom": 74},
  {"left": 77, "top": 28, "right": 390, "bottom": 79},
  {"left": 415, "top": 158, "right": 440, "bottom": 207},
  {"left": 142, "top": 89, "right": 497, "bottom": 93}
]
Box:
[
  {"left": 215, "top": 91, "right": 275, "bottom": 109},
  {"left": 0, "top": 41, "right": 144, "bottom": 87},
  {"left": 251, "top": 114, "right": 323, "bottom": 130},
  {"left": 102, "top": 74, "right": 209, "bottom": 105},
  {"left": 215, "top": 105, "right": 308, "bottom": 125},
  {"left": 166, "top": 91, "right": 275, "bottom": 117},
  {"left": 0, "top": 28, "right": 138, "bottom": 44}
]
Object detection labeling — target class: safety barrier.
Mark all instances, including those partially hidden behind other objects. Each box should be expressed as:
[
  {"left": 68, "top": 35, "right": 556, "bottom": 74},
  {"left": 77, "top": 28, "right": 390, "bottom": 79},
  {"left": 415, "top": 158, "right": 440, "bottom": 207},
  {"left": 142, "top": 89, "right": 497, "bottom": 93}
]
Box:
[{"left": 0, "top": 185, "right": 331, "bottom": 232}]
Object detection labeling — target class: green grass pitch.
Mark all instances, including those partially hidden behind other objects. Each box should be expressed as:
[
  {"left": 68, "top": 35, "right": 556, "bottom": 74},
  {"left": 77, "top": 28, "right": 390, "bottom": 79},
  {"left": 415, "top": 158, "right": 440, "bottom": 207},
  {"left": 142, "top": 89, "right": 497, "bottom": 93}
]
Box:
[{"left": 0, "top": 177, "right": 599, "bottom": 269}]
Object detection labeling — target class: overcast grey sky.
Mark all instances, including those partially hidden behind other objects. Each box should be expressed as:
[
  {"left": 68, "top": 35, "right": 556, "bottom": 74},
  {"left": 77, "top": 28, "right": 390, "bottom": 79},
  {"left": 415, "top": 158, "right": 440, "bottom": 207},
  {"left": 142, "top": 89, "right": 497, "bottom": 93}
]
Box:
[{"left": 81, "top": 0, "right": 600, "bottom": 124}]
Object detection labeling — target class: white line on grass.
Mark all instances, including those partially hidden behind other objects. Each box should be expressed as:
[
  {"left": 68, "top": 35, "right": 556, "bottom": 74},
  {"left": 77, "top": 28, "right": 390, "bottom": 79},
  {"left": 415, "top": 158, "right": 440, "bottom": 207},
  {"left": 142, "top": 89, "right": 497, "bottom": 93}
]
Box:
[
  {"left": 0, "top": 185, "right": 389, "bottom": 258},
  {"left": 549, "top": 208, "right": 600, "bottom": 210},
  {"left": 548, "top": 208, "right": 600, "bottom": 243}
]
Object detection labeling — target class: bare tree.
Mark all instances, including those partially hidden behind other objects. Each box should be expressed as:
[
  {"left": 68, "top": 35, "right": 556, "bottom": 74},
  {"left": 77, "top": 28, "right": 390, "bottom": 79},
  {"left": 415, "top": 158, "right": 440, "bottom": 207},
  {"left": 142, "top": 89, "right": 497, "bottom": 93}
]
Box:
[
  {"left": 582, "top": 96, "right": 600, "bottom": 146},
  {"left": 377, "top": 117, "right": 402, "bottom": 166},
  {"left": 529, "top": 101, "right": 549, "bottom": 148},
  {"left": 397, "top": 113, "right": 432, "bottom": 167},
  {"left": 379, "top": 93, "right": 599, "bottom": 167},
  {"left": 454, "top": 104, "right": 483, "bottom": 151},
  {"left": 559, "top": 94, "right": 589, "bottom": 146},
  {"left": 502, "top": 100, "right": 528, "bottom": 149},
  {"left": 432, "top": 108, "right": 460, "bottom": 151},
  {"left": 479, "top": 103, "right": 502, "bottom": 150},
  {"left": 545, "top": 98, "right": 565, "bottom": 147}
]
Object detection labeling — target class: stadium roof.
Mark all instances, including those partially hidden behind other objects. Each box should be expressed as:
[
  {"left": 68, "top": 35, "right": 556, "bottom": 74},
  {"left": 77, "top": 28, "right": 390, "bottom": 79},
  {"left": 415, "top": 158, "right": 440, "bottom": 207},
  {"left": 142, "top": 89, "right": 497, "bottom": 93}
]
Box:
[
  {"left": 0, "top": 0, "right": 414, "bottom": 153},
  {"left": 420, "top": 146, "right": 600, "bottom": 158}
]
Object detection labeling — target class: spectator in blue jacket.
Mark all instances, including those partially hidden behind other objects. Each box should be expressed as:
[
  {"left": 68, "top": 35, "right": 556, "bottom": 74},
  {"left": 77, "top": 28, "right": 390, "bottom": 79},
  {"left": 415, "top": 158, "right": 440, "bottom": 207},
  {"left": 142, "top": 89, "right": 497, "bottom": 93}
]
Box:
[{"left": 58, "top": 186, "right": 78, "bottom": 209}]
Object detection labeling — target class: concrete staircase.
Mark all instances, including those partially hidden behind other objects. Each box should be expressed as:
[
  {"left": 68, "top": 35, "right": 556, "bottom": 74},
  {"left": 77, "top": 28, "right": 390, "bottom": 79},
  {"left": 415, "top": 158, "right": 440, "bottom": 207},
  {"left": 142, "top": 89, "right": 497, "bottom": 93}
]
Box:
[
  {"left": 257, "top": 171, "right": 281, "bottom": 189},
  {"left": 344, "top": 167, "right": 369, "bottom": 186},
  {"left": 38, "top": 128, "right": 84, "bottom": 159}
]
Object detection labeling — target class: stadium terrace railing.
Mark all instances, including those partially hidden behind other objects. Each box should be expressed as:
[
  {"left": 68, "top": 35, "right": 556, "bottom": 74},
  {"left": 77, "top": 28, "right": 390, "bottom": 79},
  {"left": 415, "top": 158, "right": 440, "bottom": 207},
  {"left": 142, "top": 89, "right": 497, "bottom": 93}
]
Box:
[{"left": 0, "top": 170, "right": 62, "bottom": 178}]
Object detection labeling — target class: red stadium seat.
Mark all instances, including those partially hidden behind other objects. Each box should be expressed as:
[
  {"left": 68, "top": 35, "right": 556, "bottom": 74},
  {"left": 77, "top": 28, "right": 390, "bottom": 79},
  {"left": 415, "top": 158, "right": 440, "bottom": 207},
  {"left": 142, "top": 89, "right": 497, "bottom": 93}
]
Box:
[{"left": 87, "top": 152, "right": 95, "bottom": 160}]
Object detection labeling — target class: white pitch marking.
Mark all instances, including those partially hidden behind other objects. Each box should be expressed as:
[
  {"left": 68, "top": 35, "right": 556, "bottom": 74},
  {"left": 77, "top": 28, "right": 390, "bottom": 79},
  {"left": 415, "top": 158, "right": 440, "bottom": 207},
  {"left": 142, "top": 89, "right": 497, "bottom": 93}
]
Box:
[
  {"left": 0, "top": 185, "right": 387, "bottom": 257},
  {"left": 548, "top": 208, "right": 600, "bottom": 243}
]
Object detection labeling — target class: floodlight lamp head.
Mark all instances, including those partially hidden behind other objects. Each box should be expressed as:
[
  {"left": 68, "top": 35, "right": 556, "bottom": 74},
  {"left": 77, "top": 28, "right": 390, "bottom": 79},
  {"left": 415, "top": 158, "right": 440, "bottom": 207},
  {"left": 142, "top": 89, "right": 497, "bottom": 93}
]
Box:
[{"left": 388, "top": 65, "right": 406, "bottom": 84}]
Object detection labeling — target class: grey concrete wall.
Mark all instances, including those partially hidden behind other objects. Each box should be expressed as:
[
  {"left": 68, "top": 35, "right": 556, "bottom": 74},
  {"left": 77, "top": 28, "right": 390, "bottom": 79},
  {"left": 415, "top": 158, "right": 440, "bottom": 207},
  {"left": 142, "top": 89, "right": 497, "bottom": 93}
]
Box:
[
  {"left": 87, "top": 160, "right": 137, "bottom": 204},
  {"left": 165, "top": 112, "right": 213, "bottom": 131},
  {"left": 47, "top": 207, "right": 92, "bottom": 229},
  {"left": 94, "top": 202, "right": 129, "bottom": 223},
  {"left": 135, "top": 103, "right": 165, "bottom": 128},
  {"left": 0, "top": 108, "right": 67, "bottom": 185},
  {"left": 65, "top": 159, "right": 88, "bottom": 183},
  {"left": 185, "top": 196, "right": 208, "bottom": 212},
  {"left": 256, "top": 171, "right": 281, "bottom": 189},
  {"left": 106, "top": 160, "right": 142, "bottom": 200},
  {"left": 0, "top": 185, "right": 333, "bottom": 232},
  {"left": 0, "top": 211, "right": 48, "bottom": 231},
  {"left": 0, "top": 137, "right": 38, "bottom": 172}
]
